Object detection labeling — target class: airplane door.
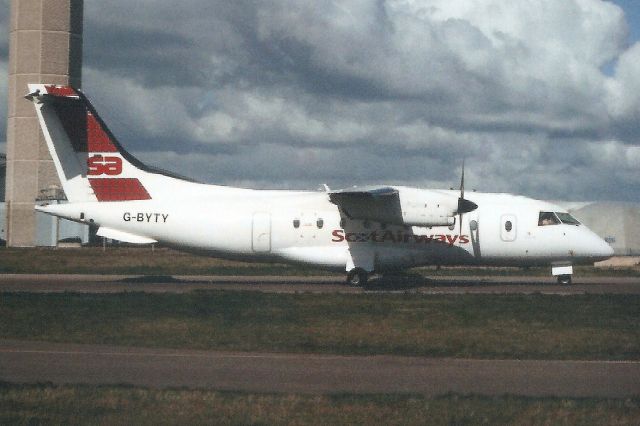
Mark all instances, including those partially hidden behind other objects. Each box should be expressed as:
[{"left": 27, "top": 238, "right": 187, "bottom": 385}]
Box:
[
  {"left": 252, "top": 212, "right": 271, "bottom": 252},
  {"left": 500, "top": 214, "right": 517, "bottom": 242}
]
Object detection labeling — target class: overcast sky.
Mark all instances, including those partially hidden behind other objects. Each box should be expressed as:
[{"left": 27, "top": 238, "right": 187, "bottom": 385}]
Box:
[{"left": 1, "top": 0, "right": 639, "bottom": 201}]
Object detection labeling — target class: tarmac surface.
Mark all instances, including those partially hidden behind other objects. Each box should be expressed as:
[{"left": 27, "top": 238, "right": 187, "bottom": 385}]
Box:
[
  {"left": 0, "top": 273, "right": 639, "bottom": 294},
  {"left": 1, "top": 339, "right": 638, "bottom": 397}
]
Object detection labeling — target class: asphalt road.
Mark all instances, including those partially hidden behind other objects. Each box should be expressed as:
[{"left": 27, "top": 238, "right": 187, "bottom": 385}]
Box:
[
  {"left": 0, "top": 273, "right": 639, "bottom": 294},
  {"left": 1, "top": 340, "right": 638, "bottom": 397}
]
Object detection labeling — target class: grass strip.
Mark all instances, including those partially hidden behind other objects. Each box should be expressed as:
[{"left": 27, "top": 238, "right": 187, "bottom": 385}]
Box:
[
  {"left": 1, "top": 246, "right": 639, "bottom": 276},
  {"left": 0, "top": 247, "right": 332, "bottom": 276},
  {"left": 1, "top": 382, "right": 638, "bottom": 425},
  {"left": 1, "top": 291, "right": 638, "bottom": 360}
]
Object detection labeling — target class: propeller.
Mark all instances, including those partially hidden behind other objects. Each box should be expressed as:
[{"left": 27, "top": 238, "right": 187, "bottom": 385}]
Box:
[{"left": 456, "top": 159, "right": 478, "bottom": 236}]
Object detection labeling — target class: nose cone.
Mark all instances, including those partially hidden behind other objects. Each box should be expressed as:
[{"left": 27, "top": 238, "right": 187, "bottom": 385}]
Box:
[
  {"left": 582, "top": 230, "right": 614, "bottom": 262},
  {"left": 595, "top": 237, "right": 615, "bottom": 261}
]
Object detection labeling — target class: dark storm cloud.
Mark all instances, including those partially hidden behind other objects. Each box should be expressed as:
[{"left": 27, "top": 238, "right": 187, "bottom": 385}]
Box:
[{"left": 83, "top": 21, "right": 212, "bottom": 88}]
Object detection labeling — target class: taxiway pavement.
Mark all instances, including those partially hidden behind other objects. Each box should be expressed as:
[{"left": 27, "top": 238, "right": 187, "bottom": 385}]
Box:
[{"left": 1, "top": 339, "right": 638, "bottom": 397}]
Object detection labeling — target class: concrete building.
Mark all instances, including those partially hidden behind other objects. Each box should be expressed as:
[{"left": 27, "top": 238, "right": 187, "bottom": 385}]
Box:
[
  {"left": 4, "top": 0, "right": 83, "bottom": 246},
  {"left": 2, "top": 152, "right": 89, "bottom": 246},
  {"left": 0, "top": 153, "right": 5, "bottom": 203}
]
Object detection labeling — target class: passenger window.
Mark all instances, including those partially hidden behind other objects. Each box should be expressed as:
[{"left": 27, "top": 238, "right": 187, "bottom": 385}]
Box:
[
  {"left": 538, "top": 212, "right": 560, "bottom": 226},
  {"left": 293, "top": 219, "right": 300, "bottom": 229},
  {"left": 316, "top": 218, "right": 324, "bottom": 229},
  {"left": 505, "top": 220, "right": 513, "bottom": 232}
]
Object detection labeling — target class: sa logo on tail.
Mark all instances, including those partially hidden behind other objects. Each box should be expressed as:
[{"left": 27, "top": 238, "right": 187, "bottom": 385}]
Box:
[{"left": 87, "top": 156, "right": 123, "bottom": 176}]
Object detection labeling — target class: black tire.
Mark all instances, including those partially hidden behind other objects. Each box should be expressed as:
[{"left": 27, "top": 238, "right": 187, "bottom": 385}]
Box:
[
  {"left": 347, "top": 268, "right": 368, "bottom": 286},
  {"left": 557, "top": 274, "right": 572, "bottom": 285}
]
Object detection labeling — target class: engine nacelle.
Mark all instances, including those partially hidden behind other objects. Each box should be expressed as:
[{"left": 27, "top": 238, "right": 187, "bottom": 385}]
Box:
[{"left": 398, "top": 188, "right": 458, "bottom": 227}]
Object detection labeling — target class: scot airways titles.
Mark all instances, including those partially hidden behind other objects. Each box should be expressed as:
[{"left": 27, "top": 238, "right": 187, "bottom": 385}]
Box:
[{"left": 332, "top": 229, "right": 470, "bottom": 246}]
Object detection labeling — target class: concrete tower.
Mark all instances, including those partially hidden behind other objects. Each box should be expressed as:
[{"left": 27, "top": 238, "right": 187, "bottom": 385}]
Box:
[{"left": 5, "top": 0, "right": 83, "bottom": 246}]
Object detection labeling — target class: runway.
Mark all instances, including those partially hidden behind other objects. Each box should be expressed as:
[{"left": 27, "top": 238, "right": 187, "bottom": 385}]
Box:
[
  {"left": 1, "top": 339, "right": 638, "bottom": 397},
  {"left": 0, "top": 273, "right": 639, "bottom": 294}
]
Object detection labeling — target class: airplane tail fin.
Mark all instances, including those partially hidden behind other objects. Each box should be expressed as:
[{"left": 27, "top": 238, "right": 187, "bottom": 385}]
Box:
[{"left": 26, "top": 84, "right": 177, "bottom": 203}]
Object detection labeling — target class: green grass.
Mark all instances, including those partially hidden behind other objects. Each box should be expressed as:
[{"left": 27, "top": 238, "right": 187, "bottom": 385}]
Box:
[
  {"left": 0, "top": 247, "right": 335, "bottom": 275},
  {"left": 1, "top": 292, "right": 638, "bottom": 360},
  {"left": 1, "top": 383, "right": 638, "bottom": 425},
  {"left": 1, "top": 246, "right": 638, "bottom": 276}
]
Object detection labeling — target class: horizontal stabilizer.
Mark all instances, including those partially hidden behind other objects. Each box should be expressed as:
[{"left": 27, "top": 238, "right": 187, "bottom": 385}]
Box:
[{"left": 96, "top": 227, "right": 157, "bottom": 245}]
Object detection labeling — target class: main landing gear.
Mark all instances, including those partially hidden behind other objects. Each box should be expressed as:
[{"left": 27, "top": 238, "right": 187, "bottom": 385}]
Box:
[{"left": 347, "top": 268, "right": 368, "bottom": 286}]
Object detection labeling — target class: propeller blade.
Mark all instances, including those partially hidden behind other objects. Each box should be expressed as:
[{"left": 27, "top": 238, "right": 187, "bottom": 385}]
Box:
[
  {"left": 460, "top": 158, "right": 465, "bottom": 199},
  {"left": 456, "top": 159, "right": 477, "bottom": 214},
  {"left": 456, "top": 159, "right": 477, "bottom": 235}
]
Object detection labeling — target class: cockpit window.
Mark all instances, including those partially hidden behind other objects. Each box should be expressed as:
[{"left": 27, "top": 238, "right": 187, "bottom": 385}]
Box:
[
  {"left": 556, "top": 212, "right": 581, "bottom": 225},
  {"left": 538, "top": 211, "right": 560, "bottom": 226}
]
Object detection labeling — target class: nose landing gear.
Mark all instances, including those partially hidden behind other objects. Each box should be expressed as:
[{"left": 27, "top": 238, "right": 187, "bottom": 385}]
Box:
[{"left": 557, "top": 274, "right": 572, "bottom": 285}]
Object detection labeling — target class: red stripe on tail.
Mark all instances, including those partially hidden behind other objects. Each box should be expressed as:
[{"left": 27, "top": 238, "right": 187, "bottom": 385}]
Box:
[
  {"left": 45, "top": 85, "right": 78, "bottom": 97},
  {"left": 89, "top": 178, "right": 151, "bottom": 201},
  {"left": 51, "top": 96, "right": 119, "bottom": 153},
  {"left": 87, "top": 113, "right": 118, "bottom": 152}
]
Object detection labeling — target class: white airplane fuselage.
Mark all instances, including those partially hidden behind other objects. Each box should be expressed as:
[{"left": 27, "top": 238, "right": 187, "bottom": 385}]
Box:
[{"left": 41, "top": 186, "right": 612, "bottom": 271}]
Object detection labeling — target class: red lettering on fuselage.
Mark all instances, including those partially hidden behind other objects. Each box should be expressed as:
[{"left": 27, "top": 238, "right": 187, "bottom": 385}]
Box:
[
  {"left": 332, "top": 229, "right": 345, "bottom": 242},
  {"left": 331, "top": 230, "right": 470, "bottom": 246}
]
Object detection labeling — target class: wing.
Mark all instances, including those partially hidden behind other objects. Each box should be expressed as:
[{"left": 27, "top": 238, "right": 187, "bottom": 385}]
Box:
[
  {"left": 329, "top": 186, "right": 461, "bottom": 227},
  {"left": 328, "top": 186, "right": 403, "bottom": 224}
]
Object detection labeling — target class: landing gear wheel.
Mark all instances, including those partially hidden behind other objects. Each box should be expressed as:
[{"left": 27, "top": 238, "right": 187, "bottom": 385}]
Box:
[
  {"left": 557, "top": 274, "right": 572, "bottom": 285},
  {"left": 347, "top": 268, "right": 368, "bottom": 286}
]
